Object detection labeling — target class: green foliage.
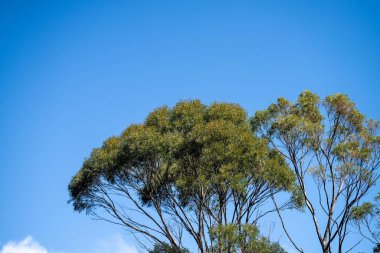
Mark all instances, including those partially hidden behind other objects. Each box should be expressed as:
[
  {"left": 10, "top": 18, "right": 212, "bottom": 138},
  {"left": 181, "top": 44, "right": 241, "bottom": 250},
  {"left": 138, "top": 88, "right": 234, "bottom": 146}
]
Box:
[
  {"left": 351, "top": 194, "right": 380, "bottom": 249},
  {"left": 289, "top": 184, "right": 305, "bottom": 211},
  {"left": 149, "top": 243, "right": 189, "bottom": 253},
  {"left": 351, "top": 202, "right": 376, "bottom": 220},
  {"left": 209, "top": 224, "right": 287, "bottom": 253},
  {"left": 252, "top": 90, "right": 380, "bottom": 190},
  {"left": 68, "top": 99, "right": 295, "bottom": 252},
  {"left": 69, "top": 100, "right": 295, "bottom": 209},
  {"left": 251, "top": 91, "right": 380, "bottom": 252}
]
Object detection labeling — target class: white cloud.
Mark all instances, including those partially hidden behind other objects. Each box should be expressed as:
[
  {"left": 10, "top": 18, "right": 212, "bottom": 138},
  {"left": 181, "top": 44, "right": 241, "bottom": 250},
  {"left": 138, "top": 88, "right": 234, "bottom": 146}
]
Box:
[
  {"left": 0, "top": 237, "right": 48, "bottom": 253},
  {"left": 0, "top": 235, "right": 138, "bottom": 253}
]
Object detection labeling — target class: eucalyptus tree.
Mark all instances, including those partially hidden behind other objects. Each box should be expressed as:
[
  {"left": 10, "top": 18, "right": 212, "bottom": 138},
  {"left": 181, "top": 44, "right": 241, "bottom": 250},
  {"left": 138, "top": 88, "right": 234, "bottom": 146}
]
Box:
[
  {"left": 69, "top": 100, "right": 295, "bottom": 253},
  {"left": 251, "top": 91, "right": 380, "bottom": 253}
]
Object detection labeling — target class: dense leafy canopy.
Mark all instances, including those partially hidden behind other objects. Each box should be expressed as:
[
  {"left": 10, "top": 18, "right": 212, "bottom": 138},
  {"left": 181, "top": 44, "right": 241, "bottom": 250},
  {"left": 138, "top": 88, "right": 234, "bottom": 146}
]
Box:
[{"left": 69, "top": 100, "right": 294, "bottom": 252}]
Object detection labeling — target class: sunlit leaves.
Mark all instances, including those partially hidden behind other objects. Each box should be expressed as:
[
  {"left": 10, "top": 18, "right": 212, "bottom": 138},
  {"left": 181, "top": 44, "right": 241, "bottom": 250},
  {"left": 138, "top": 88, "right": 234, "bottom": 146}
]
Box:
[
  {"left": 209, "top": 224, "right": 287, "bottom": 253},
  {"left": 68, "top": 99, "right": 295, "bottom": 252},
  {"left": 351, "top": 202, "right": 376, "bottom": 220},
  {"left": 251, "top": 91, "right": 380, "bottom": 252}
]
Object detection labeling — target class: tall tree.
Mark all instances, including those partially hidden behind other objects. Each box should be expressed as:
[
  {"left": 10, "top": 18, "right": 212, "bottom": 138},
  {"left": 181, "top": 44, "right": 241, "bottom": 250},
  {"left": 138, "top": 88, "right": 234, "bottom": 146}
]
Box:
[
  {"left": 252, "top": 91, "right": 380, "bottom": 253},
  {"left": 69, "top": 100, "right": 295, "bottom": 252}
]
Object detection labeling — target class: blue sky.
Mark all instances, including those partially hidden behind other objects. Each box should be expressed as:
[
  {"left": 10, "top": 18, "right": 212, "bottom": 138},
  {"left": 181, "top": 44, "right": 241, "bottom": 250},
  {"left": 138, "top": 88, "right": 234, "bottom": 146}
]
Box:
[{"left": 0, "top": 0, "right": 379, "bottom": 252}]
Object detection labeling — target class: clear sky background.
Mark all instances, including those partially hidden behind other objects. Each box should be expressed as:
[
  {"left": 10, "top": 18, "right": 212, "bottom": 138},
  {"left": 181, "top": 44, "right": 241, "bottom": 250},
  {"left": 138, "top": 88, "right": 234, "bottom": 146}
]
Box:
[{"left": 0, "top": 1, "right": 379, "bottom": 252}]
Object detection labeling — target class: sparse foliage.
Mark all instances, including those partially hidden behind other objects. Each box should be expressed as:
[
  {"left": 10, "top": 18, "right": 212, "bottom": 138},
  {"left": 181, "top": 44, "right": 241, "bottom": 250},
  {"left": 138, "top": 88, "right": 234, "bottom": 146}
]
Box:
[
  {"left": 351, "top": 193, "right": 380, "bottom": 252},
  {"left": 252, "top": 91, "right": 380, "bottom": 253}
]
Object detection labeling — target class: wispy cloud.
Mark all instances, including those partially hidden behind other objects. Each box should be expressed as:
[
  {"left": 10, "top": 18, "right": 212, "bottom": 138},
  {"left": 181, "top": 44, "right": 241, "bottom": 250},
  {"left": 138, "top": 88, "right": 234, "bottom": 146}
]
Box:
[
  {"left": 0, "top": 235, "right": 138, "bottom": 253},
  {"left": 0, "top": 237, "right": 48, "bottom": 253}
]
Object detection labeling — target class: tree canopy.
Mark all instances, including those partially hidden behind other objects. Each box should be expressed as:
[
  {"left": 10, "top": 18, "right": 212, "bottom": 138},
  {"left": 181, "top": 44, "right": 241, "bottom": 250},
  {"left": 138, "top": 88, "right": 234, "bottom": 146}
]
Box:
[
  {"left": 69, "top": 100, "right": 295, "bottom": 252},
  {"left": 252, "top": 91, "right": 380, "bottom": 253},
  {"left": 69, "top": 92, "right": 379, "bottom": 252}
]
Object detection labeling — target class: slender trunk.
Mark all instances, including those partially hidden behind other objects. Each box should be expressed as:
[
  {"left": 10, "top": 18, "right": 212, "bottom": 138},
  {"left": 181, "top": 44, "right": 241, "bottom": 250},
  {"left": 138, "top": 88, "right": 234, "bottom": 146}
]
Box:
[{"left": 322, "top": 240, "right": 330, "bottom": 253}]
